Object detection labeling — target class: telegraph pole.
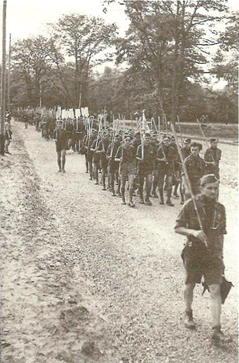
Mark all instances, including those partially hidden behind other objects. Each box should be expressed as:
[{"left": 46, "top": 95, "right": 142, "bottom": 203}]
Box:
[
  {"left": 7, "top": 32, "right": 11, "bottom": 112},
  {"left": 1, "top": 0, "right": 7, "bottom": 155}
]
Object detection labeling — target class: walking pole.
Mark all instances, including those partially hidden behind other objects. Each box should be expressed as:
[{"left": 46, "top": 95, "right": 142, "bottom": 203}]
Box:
[
  {"left": 141, "top": 110, "right": 147, "bottom": 160},
  {"left": 177, "top": 115, "right": 183, "bottom": 147},
  {"left": 116, "top": 117, "right": 119, "bottom": 134},
  {"left": 1, "top": 0, "right": 7, "bottom": 155},
  {"left": 96, "top": 118, "right": 102, "bottom": 149},
  {"left": 141, "top": 130, "right": 145, "bottom": 160},
  {"left": 121, "top": 117, "right": 126, "bottom": 159},
  {"left": 110, "top": 121, "right": 116, "bottom": 158},
  {"left": 197, "top": 119, "right": 211, "bottom": 150},
  {"left": 171, "top": 123, "right": 209, "bottom": 249},
  {"left": 151, "top": 117, "right": 154, "bottom": 133},
  {"left": 88, "top": 117, "right": 92, "bottom": 138},
  {"left": 152, "top": 117, "right": 160, "bottom": 143},
  {"left": 196, "top": 118, "right": 216, "bottom": 164},
  {"left": 158, "top": 116, "right": 161, "bottom": 141}
]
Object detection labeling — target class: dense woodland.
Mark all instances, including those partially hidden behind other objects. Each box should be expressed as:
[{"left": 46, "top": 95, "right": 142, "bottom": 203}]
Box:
[{"left": 3, "top": 0, "right": 239, "bottom": 123}]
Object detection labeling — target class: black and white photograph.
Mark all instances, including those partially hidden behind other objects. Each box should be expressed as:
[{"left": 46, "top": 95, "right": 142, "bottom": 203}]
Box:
[{"left": 0, "top": 1, "right": 238, "bottom": 362}]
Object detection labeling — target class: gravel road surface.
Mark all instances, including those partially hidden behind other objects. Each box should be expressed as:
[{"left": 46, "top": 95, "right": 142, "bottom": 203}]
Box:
[{"left": 0, "top": 121, "right": 238, "bottom": 363}]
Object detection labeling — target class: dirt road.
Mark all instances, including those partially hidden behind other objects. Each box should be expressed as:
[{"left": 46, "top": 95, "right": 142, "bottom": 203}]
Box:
[{"left": 1, "top": 121, "right": 238, "bottom": 363}]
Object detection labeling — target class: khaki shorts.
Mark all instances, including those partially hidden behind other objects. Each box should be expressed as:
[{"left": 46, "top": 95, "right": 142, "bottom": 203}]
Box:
[
  {"left": 56, "top": 141, "right": 67, "bottom": 152},
  {"left": 183, "top": 246, "right": 224, "bottom": 285},
  {"left": 120, "top": 162, "right": 136, "bottom": 176}
]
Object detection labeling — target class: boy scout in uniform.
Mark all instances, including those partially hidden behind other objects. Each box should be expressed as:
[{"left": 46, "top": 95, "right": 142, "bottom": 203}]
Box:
[
  {"left": 53, "top": 120, "right": 68, "bottom": 173},
  {"left": 183, "top": 142, "right": 205, "bottom": 200},
  {"left": 115, "top": 135, "right": 136, "bottom": 207},
  {"left": 175, "top": 174, "right": 232, "bottom": 343},
  {"left": 204, "top": 138, "right": 221, "bottom": 179},
  {"left": 156, "top": 136, "right": 175, "bottom": 206},
  {"left": 151, "top": 132, "right": 160, "bottom": 198},
  {"left": 91, "top": 135, "right": 101, "bottom": 185},
  {"left": 177, "top": 138, "right": 191, "bottom": 204},
  {"left": 4, "top": 121, "right": 12, "bottom": 154},
  {"left": 107, "top": 133, "right": 121, "bottom": 196},
  {"left": 98, "top": 131, "right": 111, "bottom": 190},
  {"left": 136, "top": 132, "right": 156, "bottom": 206}
]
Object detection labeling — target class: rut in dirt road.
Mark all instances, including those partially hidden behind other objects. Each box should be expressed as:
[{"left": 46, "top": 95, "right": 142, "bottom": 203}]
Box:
[
  {"left": 1, "top": 136, "right": 113, "bottom": 363},
  {"left": 1, "top": 121, "right": 238, "bottom": 363}
]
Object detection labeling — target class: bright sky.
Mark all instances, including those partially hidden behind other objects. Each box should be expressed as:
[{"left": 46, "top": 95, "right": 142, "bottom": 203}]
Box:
[
  {"left": 0, "top": 0, "right": 238, "bottom": 79},
  {"left": 1, "top": 0, "right": 238, "bottom": 43},
  {"left": 2, "top": 0, "right": 128, "bottom": 42}
]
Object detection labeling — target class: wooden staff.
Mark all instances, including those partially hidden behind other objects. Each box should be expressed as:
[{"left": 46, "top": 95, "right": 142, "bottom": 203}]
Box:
[
  {"left": 152, "top": 117, "right": 157, "bottom": 133},
  {"left": 95, "top": 118, "right": 102, "bottom": 149},
  {"left": 171, "top": 122, "right": 209, "bottom": 249},
  {"left": 120, "top": 117, "right": 126, "bottom": 159},
  {"left": 141, "top": 110, "right": 147, "bottom": 160},
  {"left": 177, "top": 115, "right": 183, "bottom": 147},
  {"left": 158, "top": 116, "right": 161, "bottom": 141},
  {"left": 197, "top": 118, "right": 218, "bottom": 168},
  {"left": 164, "top": 114, "right": 168, "bottom": 134},
  {"left": 88, "top": 117, "right": 92, "bottom": 138},
  {"left": 110, "top": 119, "right": 116, "bottom": 158},
  {"left": 197, "top": 119, "right": 212, "bottom": 148}
]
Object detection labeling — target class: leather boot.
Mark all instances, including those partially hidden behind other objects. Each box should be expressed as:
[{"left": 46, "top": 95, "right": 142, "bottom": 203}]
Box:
[
  {"left": 211, "top": 325, "right": 232, "bottom": 343},
  {"left": 159, "top": 190, "right": 164, "bottom": 205},
  {"left": 184, "top": 310, "right": 195, "bottom": 329}
]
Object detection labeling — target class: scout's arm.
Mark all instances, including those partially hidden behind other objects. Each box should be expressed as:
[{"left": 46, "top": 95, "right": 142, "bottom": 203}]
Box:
[
  {"left": 175, "top": 226, "right": 207, "bottom": 244},
  {"left": 136, "top": 145, "right": 143, "bottom": 161},
  {"left": 106, "top": 144, "right": 111, "bottom": 159},
  {"left": 175, "top": 202, "right": 207, "bottom": 244},
  {"left": 90, "top": 139, "right": 96, "bottom": 152},
  {"left": 114, "top": 145, "right": 122, "bottom": 162},
  {"left": 204, "top": 149, "right": 217, "bottom": 166},
  {"left": 53, "top": 129, "right": 58, "bottom": 142},
  {"left": 156, "top": 145, "right": 167, "bottom": 162}
]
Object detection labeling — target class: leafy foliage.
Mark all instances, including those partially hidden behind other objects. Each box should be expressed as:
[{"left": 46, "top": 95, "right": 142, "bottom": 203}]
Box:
[
  {"left": 8, "top": 3, "right": 237, "bottom": 123},
  {"left": 50, "top": 14, "right": 118, "bottom": 107}
]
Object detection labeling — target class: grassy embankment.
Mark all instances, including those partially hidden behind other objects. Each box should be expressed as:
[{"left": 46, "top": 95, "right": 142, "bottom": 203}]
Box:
[
  {"left": 121, "top": 120, "right": 238, "bottom": 142},
  {"left": 174, "top": 123, "right": 238, "bottom": 143}
]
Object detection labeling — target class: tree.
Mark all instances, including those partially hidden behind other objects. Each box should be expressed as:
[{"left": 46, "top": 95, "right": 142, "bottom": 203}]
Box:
[
  {"left": 210, "top": 11, "right": 239, "bottom": 123},
  {"left": 50, "top": 14, "right": 117, "bottom": 108},
  {"left": 11, "top": 36, "right": 54, "bottom": 107},
  {"left": 211, "top": 12, "right": 239, "bottom": 95},
  {"left": 103, "top": 0, "right": 230, "bottom": 122}
]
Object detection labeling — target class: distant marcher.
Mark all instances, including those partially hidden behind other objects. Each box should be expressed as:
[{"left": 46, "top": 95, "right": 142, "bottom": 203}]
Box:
[
  {"left": 98, "top": 131, "right": 111, "bottom": 190},
  {"left": 204, "top": 138, "right": 221, "bottom": 179},
  {"left": 115, "top": 135, "right": 136, "bottom": 207},
  {"left": 169, "top": 135, "right": 180, "bottom": 198},
  {"left": 183, "top": 142, "right": 205, "bottom": 200},
  {"left": 132, "top": 131, "right": 141, "bottom": 153},
  {"left": 177, "top": 138, "right": 191, "bottom": 204},
  {"left": 53, "top": 120, "right": 68, "bottom": 173},
  {"left": 155, "top": 136, "right": 175, "bottom": 206},
  {"left": 175, "top": 174, "right": 232, "bottom": 343},
  {"left": 136, "top": 133, "right": 156, "bottom": 206},
  {"left": 86, "top": 130, "right": 97, "bottom": 179},
  {"left": 107, "top": 133, "right": 121, "bottom": 196},
  {"left": 151, "top": 132, "right": 160, "bottom": 198},
  {"left": 24, "top": 114, "right": 29, "bottom": 129},
  {"left": 4, "top": 121, "right": 12, "bottom": 154},
  {"left": 91, "top": 136, "right": 101, "bottom": 185}
]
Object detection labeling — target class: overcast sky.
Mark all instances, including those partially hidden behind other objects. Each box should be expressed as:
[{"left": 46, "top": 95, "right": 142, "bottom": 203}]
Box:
[
  {"left": 1, "top": 0, "right": 239, "bottom": 43},
  {"left": 0, "top": 0, "right": 238, "bottom": 83},
  {"left": 2, "top": 0, "right": 128, "bottom": 42}
]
